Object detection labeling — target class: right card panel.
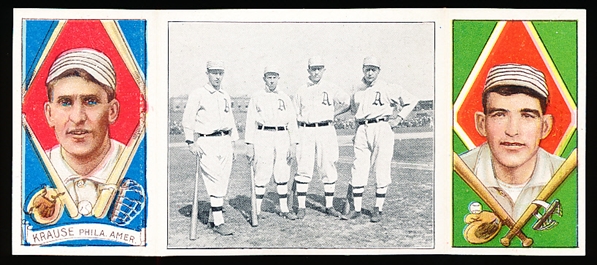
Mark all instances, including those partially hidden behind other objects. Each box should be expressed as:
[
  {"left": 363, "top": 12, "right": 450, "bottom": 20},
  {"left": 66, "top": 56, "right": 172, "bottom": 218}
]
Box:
[{"left": 452, "top": 20, "right": 578, "bottom": 248}]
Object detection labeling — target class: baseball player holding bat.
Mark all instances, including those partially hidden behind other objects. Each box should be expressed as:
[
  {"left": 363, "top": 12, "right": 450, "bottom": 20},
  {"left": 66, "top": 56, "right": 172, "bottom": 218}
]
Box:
[
  {"left": 342, "top": 56, "right": 418, "bottom": 222},
  {"left": 245, "top": 65, "right": 299, "bottom": 221},
  {"left": 182, "top": 60, "right": 239, "bottom": 236},
  {"left": 292, "top": 56, "right": 350, "bottom": 219},
  {"left": 458, "top": 63, "right": 565, "bottom": 221}
]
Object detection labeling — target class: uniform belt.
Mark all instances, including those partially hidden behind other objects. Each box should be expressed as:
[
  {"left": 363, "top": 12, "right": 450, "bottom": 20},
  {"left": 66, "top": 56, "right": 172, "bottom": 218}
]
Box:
[
  {"left": 357, "top": 116, "right": 390, "bottom": 125},
  {"left": 298, "top": 121, "right": 332, "bottom": 127},
  {"left": 196, "top": 130, "right": 231, "bottom": 137},
  {"left": 257, "top": 125, "right": 287, "bottom": 131}
]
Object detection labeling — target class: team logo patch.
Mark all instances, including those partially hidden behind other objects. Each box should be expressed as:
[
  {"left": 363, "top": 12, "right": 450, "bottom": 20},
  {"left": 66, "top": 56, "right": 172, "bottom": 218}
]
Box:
[{"left": 321, "top": 92, "right": 331, "bottom": 106}]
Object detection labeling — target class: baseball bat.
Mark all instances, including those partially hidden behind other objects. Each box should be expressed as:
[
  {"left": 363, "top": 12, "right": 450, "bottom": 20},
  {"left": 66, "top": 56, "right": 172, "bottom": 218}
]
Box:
[
  {"left": 23, "top": 119, "right": 80, "bottom": 219},
  {"left": 500, "top": 148, "right": 578, "bottom": 247},
  {"left": 453, "top": 152, "right": 533, "bottom": 247},
  {"left": 92, "top": 123, "right": 145, "bottom": 218},
  {"left": 93, "top": 21, "right": 147, "bottom": 218},
  {"left": 250, "top": 162, "right": 259, "bottom": 227},
  {"left": 190, "top": 155, "right": 201, "bottom": 240},
  {"left": 343, "top": 184, "right": 353, "bottom": 215},
  {"left": 287, "top": 176, "right": 296, "bottom": 214}
]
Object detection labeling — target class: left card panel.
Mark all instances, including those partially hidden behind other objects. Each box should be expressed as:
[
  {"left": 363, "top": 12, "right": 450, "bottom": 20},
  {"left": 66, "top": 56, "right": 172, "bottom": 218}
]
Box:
[{"left": 18, "top": 19, "right": 147, "bottom": 246}]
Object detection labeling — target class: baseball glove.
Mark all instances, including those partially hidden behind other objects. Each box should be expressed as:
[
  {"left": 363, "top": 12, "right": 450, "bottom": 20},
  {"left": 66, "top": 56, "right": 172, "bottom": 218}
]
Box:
[
  {"left": 463, "top": 210, "right": 502, "bottom": 244},
  {"left": 27, "top": 186, "right": 64, "bottom": 225}
]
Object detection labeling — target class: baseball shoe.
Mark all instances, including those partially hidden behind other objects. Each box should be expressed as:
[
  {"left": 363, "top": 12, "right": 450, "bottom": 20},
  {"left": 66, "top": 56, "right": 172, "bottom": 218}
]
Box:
[
  {"left": 297, "top": 208, "right": 306, "bottom": 219},
  {"left": 279, "top": 211, "right": 298, "bottom": 220},
  {"left": 212, "top": 223, "right": 234, "bottom": 236},
  {"left": 370, "top": 207, "right": 382, "bottom": 223},
  {"left": 326, "top": 207, "right": 342, "bottom": 218},
  {"left": 341, "top": 210, "right": 361, "bottom": 220}
]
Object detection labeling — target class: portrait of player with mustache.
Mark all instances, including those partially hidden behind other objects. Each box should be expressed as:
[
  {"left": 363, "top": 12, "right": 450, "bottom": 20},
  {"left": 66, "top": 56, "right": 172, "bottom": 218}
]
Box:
[{"left": 43, "top": 48, "right": 125, "bottom": 217}]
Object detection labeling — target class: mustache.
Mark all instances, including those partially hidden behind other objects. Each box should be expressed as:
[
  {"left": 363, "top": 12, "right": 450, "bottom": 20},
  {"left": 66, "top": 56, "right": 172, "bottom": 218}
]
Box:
[{"left": 67, "top": 129, "right": 91, "bottom": 135}]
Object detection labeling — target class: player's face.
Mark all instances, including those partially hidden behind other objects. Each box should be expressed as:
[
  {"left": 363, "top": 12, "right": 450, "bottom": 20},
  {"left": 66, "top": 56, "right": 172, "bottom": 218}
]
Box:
[
  {"left": 475, "top": 92, "right": 553, "bottom": 170},
  {"left": 307, "top": 66, "right": 325, "bottom": 83},
  {"left": 363, "top": 66, "right": 380, "bottom": 84},
  {"left": 263, "top": 73, "right": 279, "bottom": 91},
  {"left": 44, "top": 76, "right": 119, "bottom": 160},
  {"left": 207, "top": 69, "right": 225, "bottom": 89}
]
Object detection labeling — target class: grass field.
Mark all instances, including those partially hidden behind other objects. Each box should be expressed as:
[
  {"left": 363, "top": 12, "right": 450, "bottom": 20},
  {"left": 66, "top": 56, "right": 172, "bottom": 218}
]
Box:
[{"left": 167, "top": 132, "right": 434, "bottom": 250}]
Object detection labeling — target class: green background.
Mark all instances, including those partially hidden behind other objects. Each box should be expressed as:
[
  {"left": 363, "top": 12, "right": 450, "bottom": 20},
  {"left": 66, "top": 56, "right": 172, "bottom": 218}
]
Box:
[{"left": 452, "top": 20, "right": 578, "bottom": 248}]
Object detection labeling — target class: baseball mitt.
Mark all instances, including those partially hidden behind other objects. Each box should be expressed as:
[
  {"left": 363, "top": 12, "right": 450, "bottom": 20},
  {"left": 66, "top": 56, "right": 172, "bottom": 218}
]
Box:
[
  {"left": 27, "top": 186, "right": 64, "bottom": 225},
  {"left": 463, "top": 210, "right": 502, "bottom": 244}
]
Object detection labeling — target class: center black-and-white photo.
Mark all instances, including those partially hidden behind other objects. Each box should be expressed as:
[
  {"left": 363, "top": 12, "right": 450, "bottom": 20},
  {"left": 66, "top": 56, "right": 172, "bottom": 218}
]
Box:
[{"left": 167, "top": 21, "right": 435, "bottom": 249}]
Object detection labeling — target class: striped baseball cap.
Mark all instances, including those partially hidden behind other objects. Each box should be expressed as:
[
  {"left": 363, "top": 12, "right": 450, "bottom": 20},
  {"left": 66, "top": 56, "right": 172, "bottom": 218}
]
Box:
[
  {"left": 46, "top": 48, "right": 116, "bottom": 90},
  {"left": 484, "top": 63, "right": 548, "bottom": 98}
]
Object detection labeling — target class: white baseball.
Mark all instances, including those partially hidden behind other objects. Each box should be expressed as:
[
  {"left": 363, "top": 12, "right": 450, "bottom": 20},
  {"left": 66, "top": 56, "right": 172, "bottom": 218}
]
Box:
[
  {"left": 78, "top": 200, "right": 93, "bottom": 216},
  {"left": 468, "top": 202, "right": 482, "bottom": 214}
]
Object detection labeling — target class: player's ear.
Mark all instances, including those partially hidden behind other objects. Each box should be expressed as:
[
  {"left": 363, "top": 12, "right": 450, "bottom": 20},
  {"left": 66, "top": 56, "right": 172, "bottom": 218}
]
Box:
[
  {"left": 44, "top": 102, "right": 54, "bottom": 127},
  {"left": 474, "top": 111, "right": 487, "bottom": 137},
  {"left": 108, "top": 99, "right": 120, "bottom": 124},
  {"left": 540, "top": 114, "right": 554, "bottom": 139}
]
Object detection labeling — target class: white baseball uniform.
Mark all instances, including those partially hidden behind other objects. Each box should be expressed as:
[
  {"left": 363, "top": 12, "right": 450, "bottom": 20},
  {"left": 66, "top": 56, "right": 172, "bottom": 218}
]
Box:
[
  {"left": 245, "top": 86, "right": 298, "bottom": 186},
  {"left": 293, "top": 78, "right": 349, "bottom": 212},
  {"left": 294, "top": 79, "right": 349, "bottom": 184},
  {"left": 182, "top": 82, "right": 238, "bottom": 199},
  {"left": 47, "top": 139, "right": 124, "bottom": 216},
  {"left": 245, "top": 85, "right": 298, "bottom": 215},
  {"left": 349, "top": 77, "right": 417, "bottom": 212}
]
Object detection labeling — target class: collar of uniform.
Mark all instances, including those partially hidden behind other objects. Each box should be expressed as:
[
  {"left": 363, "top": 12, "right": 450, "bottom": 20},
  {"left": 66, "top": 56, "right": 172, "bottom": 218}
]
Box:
[
  {"left": 264, "top": 86, "right": 278, "bottom": 93},
  {"left": 474, "top": 143, "right": 552, "bottom": 189},
  {"left": 526, "top": 148, "right": 557, "bottom": 188},
  {"left": 307, "top": 78, "right": 322, "bottom": 87},
  {"left": 49, "top": 139, "right": 122, "bottom": 184},
  {"left": 361, "top": 77, "right": 377, "bottom": 88},
  {"left": 204, "top": 83, "right": 223, "bottom": 94},
  {"left": 473, "top": 143, "right": 500, "bottom": 188}
]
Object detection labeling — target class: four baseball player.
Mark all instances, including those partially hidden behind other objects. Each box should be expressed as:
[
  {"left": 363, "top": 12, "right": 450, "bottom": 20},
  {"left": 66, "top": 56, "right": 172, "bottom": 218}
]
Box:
[{"left": 185, "top": 57, "right": 417, "bottom": 235}]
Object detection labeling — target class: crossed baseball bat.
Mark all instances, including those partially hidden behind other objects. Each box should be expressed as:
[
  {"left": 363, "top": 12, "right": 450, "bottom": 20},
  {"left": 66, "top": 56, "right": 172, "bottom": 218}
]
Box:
[{"left": 454, "top": 148, "right": 578, "bottom": 247}]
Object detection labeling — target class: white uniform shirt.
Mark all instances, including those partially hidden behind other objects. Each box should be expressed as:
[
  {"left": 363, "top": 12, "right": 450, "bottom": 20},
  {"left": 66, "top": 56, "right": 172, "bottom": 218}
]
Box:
[
  {"left": 460, "top": 143, "right": 565, "bottom": 220},
  {"left": 182, "top": 83, "right": 239, "bottom": 141},
  {"left": 351, "top": 78, "right": 418, "bottom": 120},
  {"left": 47, "top": 139, "right": 125, "bottom": 216},
  {"left": 294, "top": 79, "right": 349, "bottom": 124},
  {"left": 245, "top": 86, "right": 298, "bottom": 144}
]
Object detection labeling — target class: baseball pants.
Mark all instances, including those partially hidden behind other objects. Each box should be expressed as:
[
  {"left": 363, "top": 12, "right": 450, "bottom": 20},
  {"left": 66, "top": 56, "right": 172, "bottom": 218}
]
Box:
[
  {"left": 351, "top": 121, "right": 394, "bottom": 188},
  {"left": 253, "top": 130, "right": 291, "bottom": 186},
  {"left": 294, "top": 125, "right": 339, "bottom": 184},
  {"left": 195, "top": 135, "right": 234, "bottom": 198}
]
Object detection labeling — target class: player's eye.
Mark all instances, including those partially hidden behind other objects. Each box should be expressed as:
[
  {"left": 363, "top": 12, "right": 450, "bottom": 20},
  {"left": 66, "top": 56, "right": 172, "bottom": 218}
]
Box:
[
  {"left": 521, "top": 113, "right": 537, "bottom": 119},
  {"left": 57, "top": 98, "right": 72, "bottom": 107},
  {"left": 490, "top": 112, "right": 506, "bottom": 118},
  {"left": 83, "top": 96, "right": 100, "bottom": 106}
]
